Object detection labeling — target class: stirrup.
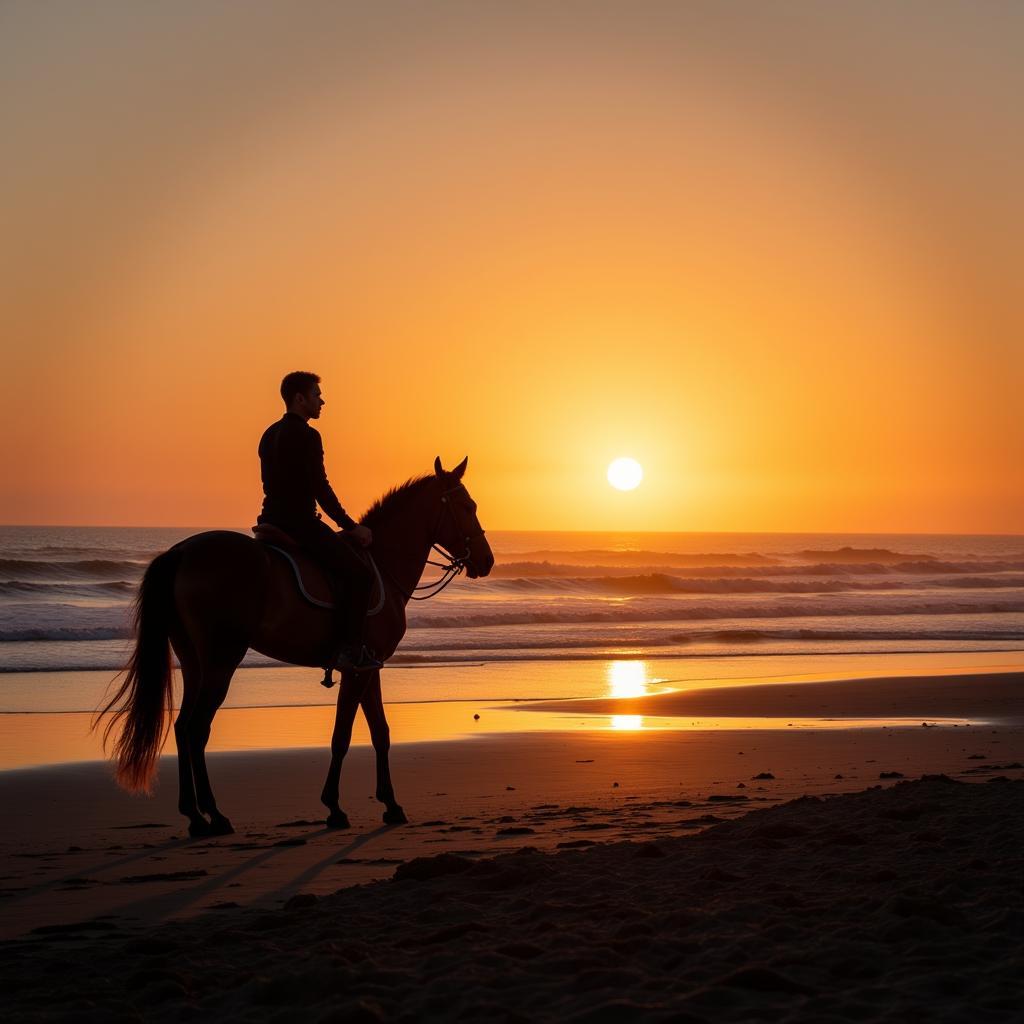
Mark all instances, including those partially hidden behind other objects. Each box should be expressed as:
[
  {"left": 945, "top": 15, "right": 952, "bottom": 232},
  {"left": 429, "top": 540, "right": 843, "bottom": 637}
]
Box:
[{"left": 321, "top": 666, "right": 336, "bottom": 689}]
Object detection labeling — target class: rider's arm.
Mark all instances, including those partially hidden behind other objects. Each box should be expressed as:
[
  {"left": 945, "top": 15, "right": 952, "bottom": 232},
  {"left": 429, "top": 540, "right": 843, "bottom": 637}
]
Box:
[{"left": 307, "top": 428, "right": 358, "bottom": 530}]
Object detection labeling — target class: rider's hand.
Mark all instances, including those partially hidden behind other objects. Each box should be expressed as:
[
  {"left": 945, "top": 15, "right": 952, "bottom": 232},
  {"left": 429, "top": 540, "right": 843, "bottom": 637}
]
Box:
[{"left": 347, "top": 524, "right": 373, "bottom": 547}]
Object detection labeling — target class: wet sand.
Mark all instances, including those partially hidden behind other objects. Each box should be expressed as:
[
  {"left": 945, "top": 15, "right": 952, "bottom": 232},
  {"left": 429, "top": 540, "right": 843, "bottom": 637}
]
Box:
[
  {"left": 1, "top": 669, "right": 1022, "bottom": 1020},
  {"left": 2, "top": 653, "right": 1019, "bottom": 771}
]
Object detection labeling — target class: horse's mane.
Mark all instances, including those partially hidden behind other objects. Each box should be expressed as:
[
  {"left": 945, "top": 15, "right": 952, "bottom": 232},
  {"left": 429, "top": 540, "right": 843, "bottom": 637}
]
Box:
[{"left": 360, "top": 474, "right": 436, "bottom": 528}]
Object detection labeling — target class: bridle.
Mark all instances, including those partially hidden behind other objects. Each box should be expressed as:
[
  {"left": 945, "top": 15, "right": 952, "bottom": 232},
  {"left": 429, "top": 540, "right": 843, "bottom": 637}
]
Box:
[{"left": 379, "top": 481, "right": 487, "bottom": 602}]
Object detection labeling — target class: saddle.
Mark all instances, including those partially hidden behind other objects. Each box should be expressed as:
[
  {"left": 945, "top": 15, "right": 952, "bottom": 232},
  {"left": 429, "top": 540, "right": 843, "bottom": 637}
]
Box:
[{"left": 252, "top": 524, "right": 336, "bottom": 608}]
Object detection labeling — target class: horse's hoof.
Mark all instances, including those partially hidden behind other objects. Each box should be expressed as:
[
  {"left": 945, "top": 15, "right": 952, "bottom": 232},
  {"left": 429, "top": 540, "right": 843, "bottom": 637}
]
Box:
[
  {"left": 383, "top": 806, "right": 408, "bottom": 826},
  {"left": 208, "top": 816, "right": 234, "bottom": 836},
  {"left": 326, "top": 811, "right": 351, "bottom": 829},
  {"left": 188, "top": 819, "right": 212, "bottom": 838}
]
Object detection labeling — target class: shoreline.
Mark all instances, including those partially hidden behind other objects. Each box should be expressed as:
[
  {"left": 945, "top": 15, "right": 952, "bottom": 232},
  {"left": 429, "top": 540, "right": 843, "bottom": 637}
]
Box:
[
  {"left": 1, "top": 659, "right": 1022, "bottom": 773},
  {"left": 5, "top": 640, "right": 1024, "bottom": 677},
  {"left": 2, "top": 646, "right": 1021, "bottom": 712}
]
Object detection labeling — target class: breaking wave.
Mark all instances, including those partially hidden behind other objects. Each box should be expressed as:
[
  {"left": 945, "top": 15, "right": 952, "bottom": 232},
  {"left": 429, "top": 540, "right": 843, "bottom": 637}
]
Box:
[
  {"left": 3, "top": 590, "right": 1024, "bottom": 645},
  {"left": 411, "top": 597, "right": 1024, "bottom": 630},
  {"left": 498, "top": 546, "right": 1024, "bottom": 568},
  {"left": 483, "top": 573, "right": 1024, "bottom": 596},
  {"left": 0, "top": 626, "right": 131, "bottom": 642},
  {"left": 489, "top": 560, "right": 1024, "bottom": 580},
  {"left": 0, "top": 558, "right": 146, "bottom": 582},
  {"left": 0, "top": 580, "right": 135, "bottom": 596},
  {"left": 3, "top": 530, "right": 1023, "bottom": 676}
]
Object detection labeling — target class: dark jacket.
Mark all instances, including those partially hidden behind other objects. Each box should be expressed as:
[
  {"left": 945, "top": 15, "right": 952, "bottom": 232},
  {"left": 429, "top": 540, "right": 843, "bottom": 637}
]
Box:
[{"left": 257, "top": 413, "right": 357, "bottom": 530}]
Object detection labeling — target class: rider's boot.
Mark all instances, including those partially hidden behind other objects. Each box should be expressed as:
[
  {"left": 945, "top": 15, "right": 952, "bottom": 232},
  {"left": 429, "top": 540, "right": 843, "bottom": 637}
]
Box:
[{"left": 321, "top": 570, "right": 380, "bottom": 686}]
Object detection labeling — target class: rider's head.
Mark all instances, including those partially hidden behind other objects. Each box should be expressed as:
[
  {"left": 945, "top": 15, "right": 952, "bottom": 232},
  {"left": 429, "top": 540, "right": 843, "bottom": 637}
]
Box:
[{"left": 280, "top": 371, "right": 325, "bottom": 421}]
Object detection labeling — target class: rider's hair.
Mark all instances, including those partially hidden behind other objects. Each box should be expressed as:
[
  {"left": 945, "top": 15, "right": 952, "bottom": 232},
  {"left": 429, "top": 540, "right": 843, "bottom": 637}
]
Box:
[{"left": 280, "top": 371, "right": 320, "bottom": 405}]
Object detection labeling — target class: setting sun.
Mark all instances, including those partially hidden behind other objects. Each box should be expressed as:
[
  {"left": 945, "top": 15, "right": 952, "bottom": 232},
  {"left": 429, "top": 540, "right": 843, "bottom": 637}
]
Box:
[{"left": 607, "top": 458, "right": 644, "bottom": 491}]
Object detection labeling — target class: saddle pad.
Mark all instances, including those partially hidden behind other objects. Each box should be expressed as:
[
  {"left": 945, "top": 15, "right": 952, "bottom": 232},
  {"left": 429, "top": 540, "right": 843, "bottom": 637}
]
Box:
[{"left": 261, "top": 542, "right": 386, "bottom": 615}]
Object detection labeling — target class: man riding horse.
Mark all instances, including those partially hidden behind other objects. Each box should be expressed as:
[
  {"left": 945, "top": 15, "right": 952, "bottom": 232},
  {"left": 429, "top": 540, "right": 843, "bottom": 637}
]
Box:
[
  {"left": 257, "top": 371, "right": 382, "bottom": 675},
  {"left": 98, "top": 425, "right": 494, "bottom": 833}
]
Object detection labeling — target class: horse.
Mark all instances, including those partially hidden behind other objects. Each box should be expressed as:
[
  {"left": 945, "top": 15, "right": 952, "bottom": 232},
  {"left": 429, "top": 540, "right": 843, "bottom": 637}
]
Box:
[{"left": 96, "top": 456, "right": 494, "bottom": 837}]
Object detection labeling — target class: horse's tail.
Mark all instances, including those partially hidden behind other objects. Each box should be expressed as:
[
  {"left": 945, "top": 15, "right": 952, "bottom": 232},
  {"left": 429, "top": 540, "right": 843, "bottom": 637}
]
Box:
[{"left": 94, "top": 546, "right": 182, "bottom": 795}]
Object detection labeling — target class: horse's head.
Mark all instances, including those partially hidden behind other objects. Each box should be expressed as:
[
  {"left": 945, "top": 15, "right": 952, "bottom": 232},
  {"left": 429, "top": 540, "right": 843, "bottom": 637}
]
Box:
[{"left": 433, "top": 456, "right": 494, "bottom": 579}]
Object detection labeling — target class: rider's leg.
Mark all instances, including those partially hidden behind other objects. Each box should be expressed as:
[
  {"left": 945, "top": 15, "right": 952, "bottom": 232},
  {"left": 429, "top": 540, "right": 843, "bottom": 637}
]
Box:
[{"left": 296, "top": 520, "right": 378, "bottom": 675}]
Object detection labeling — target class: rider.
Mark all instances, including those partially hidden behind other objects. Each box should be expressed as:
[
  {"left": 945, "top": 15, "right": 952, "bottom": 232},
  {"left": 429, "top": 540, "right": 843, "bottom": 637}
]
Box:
[{"left": 257, "top": 371, "right": 382, "bottom": 677}]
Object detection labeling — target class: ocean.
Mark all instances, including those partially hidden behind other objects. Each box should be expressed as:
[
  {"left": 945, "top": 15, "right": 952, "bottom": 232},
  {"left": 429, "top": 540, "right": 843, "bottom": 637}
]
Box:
[{"left": 1, "top": 525, "right": 1022, "bottom": 717}]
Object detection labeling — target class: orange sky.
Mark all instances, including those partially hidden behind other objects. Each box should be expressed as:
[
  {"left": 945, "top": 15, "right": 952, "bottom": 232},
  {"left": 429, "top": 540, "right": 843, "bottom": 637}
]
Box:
[{"left": 2, "top": 3, "right": 1021, "bottom": 532}]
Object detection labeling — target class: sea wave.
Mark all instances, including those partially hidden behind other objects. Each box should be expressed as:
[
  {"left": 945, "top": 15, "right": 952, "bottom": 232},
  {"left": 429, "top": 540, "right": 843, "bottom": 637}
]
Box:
[
  {"left": 386, "top": 625, "right": 1024, "bottom": 655},
  {"left": 412, "top": 598, "right": 1024, "bottom": 629},
  {"left": 497, "top": 549, "right": 781, "bottom": 567},
  {"left": 489, "top": 560, "right": 1024, "bottom": 579},
  {"left": 4, "top": 551, "right": 1024, "bottom": 589},
  {"left": 3, "top": 629, "right": 1023, "bottom": 673},
  {"left": 0, "top": 626, "right": 131, "bottom": 642},
  {"left": 10, "top": 544, "right": 163, "bottom": 560},
  {"left": 0, "top": 580, "right": 135, "bottom": 596},
  {"left": 794, "top": 546, "right": 934, "bottom": 564},
  {"left": 408, "top": 627, "right": 1024, "bottom": 651},
  {"left": 487, "top": 575, "right": 888, "bottom": 595},
  {"left": 0, "top": 558, "right": 146, "bottom": 582},
  {"left": 496, "top": 546, "right": 1024, "bottom": 568},
  {"left": 3, "top": 592, "right": 1023, "bottom": 643},
  {"left": 482, "top": 572, "right": 1024, "bottom": 596}
]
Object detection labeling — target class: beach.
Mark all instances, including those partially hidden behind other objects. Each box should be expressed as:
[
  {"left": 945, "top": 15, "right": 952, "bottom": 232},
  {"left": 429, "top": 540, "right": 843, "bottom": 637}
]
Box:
[
  {"left": 2, "top": 668, "right": 1022, "bottom": 1019},
  {"left": 2, "top": 527, "right": 1023, "bottom": 1018}
]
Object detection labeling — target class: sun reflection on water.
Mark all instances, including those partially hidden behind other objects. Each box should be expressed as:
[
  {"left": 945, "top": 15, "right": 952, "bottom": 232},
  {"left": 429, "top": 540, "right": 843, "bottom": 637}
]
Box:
[
  {"left": 611, "top": 715, "right": 644, "bottom": 731},
  {"left": 607, "top": 660, "right": 648, "bottom": 699},
  {"left": 607, "top": 660, "right": 649, "bottom": 730}
]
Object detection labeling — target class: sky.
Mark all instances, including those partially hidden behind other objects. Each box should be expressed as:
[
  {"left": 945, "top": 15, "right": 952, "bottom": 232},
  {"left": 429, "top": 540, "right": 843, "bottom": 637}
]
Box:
[{"left": 1, "top": 1, "right": 1021, "bottom": 532}]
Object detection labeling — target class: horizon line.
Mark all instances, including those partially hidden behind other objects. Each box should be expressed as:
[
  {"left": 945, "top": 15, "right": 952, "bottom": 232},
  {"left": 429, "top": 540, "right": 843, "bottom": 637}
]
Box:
[{"left": 1, "top": 523, "right": 1022, "bottom": 539}]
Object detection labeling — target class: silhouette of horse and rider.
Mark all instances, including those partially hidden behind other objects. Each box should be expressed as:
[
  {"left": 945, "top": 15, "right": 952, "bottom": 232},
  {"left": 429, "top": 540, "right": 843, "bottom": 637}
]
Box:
[{"left": 98, "top": 371, "right": 494, "bottom": 837}]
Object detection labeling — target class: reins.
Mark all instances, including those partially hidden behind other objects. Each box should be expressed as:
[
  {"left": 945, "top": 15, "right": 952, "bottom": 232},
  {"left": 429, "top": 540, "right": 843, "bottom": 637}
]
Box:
[{"left": 402, "top": 544, "right": 466, "bottom": 600}]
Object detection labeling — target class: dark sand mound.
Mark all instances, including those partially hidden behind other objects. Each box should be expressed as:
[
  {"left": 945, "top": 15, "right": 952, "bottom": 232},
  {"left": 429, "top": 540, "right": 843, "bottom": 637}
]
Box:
[
  {"left": 3, "top": 778, "right": 1022, "bottom": 1022},
  {"left": 526, "top": 671, "right": 1024, "bottom": 722}
]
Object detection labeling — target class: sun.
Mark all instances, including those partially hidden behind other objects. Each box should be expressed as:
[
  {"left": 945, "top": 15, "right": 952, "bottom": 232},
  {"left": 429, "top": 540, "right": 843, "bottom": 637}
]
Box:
[{"left": 607, "top": 457, "right": 643, "bottom": 491}]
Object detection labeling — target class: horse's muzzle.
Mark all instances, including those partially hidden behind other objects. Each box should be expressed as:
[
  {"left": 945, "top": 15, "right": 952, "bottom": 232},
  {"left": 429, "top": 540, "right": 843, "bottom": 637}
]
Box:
[{"left": 465, "top": 550, "right": 494, "bottom": 579}]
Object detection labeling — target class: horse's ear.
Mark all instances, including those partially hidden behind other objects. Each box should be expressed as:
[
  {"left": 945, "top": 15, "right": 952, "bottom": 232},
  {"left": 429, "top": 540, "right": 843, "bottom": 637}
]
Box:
[
  {"left": 434, "top": 456, "right": 445, "bottom": 476},
  {"left": 453, "top": 456, "right": 468, "bottom": 480}
]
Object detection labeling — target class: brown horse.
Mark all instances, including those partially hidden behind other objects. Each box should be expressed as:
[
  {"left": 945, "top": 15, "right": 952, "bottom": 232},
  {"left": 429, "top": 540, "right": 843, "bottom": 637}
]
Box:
[{"left": 97, "top": 457, "right": 493, "bottom": 836}]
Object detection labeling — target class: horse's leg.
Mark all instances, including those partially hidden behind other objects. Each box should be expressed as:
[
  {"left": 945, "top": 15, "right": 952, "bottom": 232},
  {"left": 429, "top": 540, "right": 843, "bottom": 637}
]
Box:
[
  {"left": 174, "top": 698, "right": 207, "bottom": 835},
  {"left": 171, "top": 638, "right": 209, "bottom": 837},
  {"left": 321, "top": 669, "right": 361, "bottom": 828},
  {"left": 187, "top": 655, "right": 242, "bottom": 837},
  {"left": 360, "top": 671, "right": 407, "bottom": 825}
]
